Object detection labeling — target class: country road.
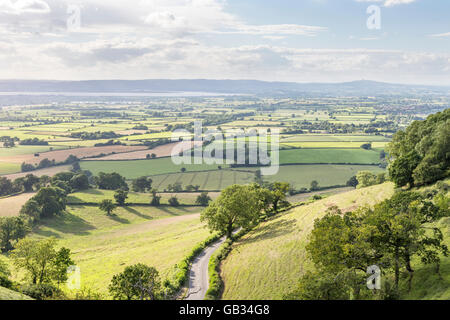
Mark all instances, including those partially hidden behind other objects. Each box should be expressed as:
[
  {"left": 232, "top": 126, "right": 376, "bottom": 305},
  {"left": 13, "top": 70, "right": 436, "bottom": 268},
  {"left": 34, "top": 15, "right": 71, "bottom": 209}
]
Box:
[{"left": 184, "top": 236, "right": 226, "bottom": 300}]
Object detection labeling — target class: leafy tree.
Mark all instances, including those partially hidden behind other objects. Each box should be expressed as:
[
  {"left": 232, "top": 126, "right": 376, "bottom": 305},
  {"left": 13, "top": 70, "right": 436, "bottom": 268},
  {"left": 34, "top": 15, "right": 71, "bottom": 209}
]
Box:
[
  {"left": 201, "top": 184, "right": 263, "bottom": 238},
  {"left": 32, "top": 187, "right": 67, "bottom": 218},
  {"left": 109, "top": 264, "right": 161, "bottom": 300},
  {"left": 195, "top": 192, "right": 212, "bottom": 206},
  {"left": 0, "top": 177, "right": 13, "bottom": 196},
  {"left": 114, "top": 189, "right": 129, "bottom": 206},
  {"left": 69, "top": 174, "right": 89, "bottom": 191},
  {"left": 150, "top": 190, "right": 161, "bottom": 206},
  {"left": 167, "top": 182, "right": 182, "bottom": 192},
  {"left": 132, "top": 176, "right": 152, "bottom": 192},
  {"left": 99, "top": 199, "right": 116, "bottom": 216},
  {"left": 12, "top": 238, "right": 72, "bottom": 285},
  {"left": 0, "top": 217, "right": 30, "bottom": 252},
  {"left": 20, "top": 200, "right": 41, "bottom": 224},
  {"left": 364, "top": 191, "right": 449, "bottom": 291},
  {"left": 168, "top": 196, "right": 180, "bottom": 207},
  {"left": 360, "top": 143, "right": 372, "bottom": 150},
  {"left": 284, "top": 271, "right": 352, "bottom": 300},
  {"left": 270, "top": 182, "right": 290, "bottom": 213},
  {"left": 387, "top": 109, "right": 449, "bottom": 187},
  {"left": 95, "top": 172, "right": 128, "bottom": 190},
  {"left": 346, "top": 176, "right": 359, "bottom": 188},
  {"left": 20, "top": 174, "right": 39, "bottom": 192},
  {"left": 310, "top": 180, "right": 319, "bottom": 191},
  {"left": 52, "top": 247, "right": 74, "bottom": 286},
  {"left": 356, "top": 171, "right": 378, "bottom": 188}
]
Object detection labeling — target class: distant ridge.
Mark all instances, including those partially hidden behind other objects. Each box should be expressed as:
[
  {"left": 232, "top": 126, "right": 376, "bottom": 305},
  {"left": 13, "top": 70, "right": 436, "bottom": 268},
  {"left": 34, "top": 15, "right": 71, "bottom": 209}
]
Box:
[{"left": 0, "top": 79, "right": 448, "bottom": 96}]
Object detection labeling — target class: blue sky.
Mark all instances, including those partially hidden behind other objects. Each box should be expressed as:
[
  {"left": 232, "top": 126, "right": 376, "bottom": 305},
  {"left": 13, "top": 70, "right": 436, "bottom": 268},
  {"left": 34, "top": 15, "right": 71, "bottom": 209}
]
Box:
[{"left": 0, "top": 0, "right": 448, "bottom": 84}]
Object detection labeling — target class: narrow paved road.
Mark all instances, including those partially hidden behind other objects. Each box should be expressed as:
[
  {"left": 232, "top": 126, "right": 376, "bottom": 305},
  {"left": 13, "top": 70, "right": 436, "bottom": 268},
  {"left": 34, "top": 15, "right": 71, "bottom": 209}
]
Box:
[{"left": 184, "top": 236, "right": 226, "bottom": 300}]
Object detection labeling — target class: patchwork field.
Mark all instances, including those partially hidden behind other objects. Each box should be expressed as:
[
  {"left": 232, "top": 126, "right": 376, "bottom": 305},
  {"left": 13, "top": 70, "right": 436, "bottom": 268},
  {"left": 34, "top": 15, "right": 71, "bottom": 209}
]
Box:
[
  {"left": 81, "top": 159, "right": 225, "bottom": 179},
  {"left": 279, "top": 148, "right": 382, "bottom": 164}
]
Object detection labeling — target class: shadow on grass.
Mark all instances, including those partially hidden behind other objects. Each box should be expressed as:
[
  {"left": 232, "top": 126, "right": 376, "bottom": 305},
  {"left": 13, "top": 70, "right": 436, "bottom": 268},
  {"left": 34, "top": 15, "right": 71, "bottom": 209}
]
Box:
[
  {"left": 122, "top": 206, "right": 153, "bottom": 220},
  {"left": 242, "top": 218, "right": 297, "bottom": 244},
  {"left": 108, "top": 214, "right": 130, "bottom": 224},
  {"left": 35, "top": 212, "right": 95, "bottom": 236}
]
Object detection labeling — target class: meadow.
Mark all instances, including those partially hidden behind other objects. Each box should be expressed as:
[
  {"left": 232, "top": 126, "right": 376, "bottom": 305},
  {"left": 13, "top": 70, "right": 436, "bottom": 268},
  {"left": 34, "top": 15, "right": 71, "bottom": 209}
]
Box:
[
  {"left": 220, "top": 183, "right": 396, "bottom": 299},
  {"left": 16, "top": 205, "right": 211, "bottom": 296}
]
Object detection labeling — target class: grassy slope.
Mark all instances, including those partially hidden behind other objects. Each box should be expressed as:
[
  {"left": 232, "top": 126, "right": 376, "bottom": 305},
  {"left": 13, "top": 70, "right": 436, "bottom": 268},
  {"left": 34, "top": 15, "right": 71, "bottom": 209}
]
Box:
[
  {"left": 220, "top": 183, "right": 395, "bottom": 300},
  {"left": 7, "top": 205, "right": 210, "bottom": 296},
  {"left": 0, "top": 286, "right": 33, "bottom": 300}
]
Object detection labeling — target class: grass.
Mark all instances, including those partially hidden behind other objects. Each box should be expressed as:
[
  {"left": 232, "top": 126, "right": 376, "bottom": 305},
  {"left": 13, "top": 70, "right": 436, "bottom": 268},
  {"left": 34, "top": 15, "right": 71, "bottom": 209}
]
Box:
[
  {"left": 0, "top": 286, "right": 33, "bottom": 300},
  {"left": 220, "top": 183, "right": 395, "bottom": 300},
  {"left": 0, "top": 161, "right": 21, "bottom": 175},
  {"left": 0, "top": 145, "right": 66, "bottom": 157},
  {"left": 81, "top": 158, "right": 225, "bottom": 179},
  {"left": 279, "top": 148, "right": 382, "bottom": 164},
  {"left": 6, "top": 205, "right": 210, "bottom": 296},
  {"left": 281, "top": 142, "right": 387, "bottom": 149}
]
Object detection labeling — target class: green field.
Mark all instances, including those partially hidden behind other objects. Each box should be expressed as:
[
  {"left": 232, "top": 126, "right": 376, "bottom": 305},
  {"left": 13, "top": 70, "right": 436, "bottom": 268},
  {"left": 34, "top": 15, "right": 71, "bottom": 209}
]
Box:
[
  {"left": 0, "top": 162, "right": 21, "bottom": 175},
  {"left": 80, "top": 158, "right": 225, "bottom": 179},
  {"left": 149, "top": 165, "right": 384, "bottom": 191},
  {"left": 220, "top": 183, "right": 396, "bottom": 299},
  {"left": 0, "top": 145, "right": 67, "bottom": 157},
  {"left": 7, "top": 205, "right": 210, "bottom": 296},
  {"left": 0, "top": 286, "right": 33, "bottom": 300},
  {"left": 279, "top": 148, "right": 382, "bottom": 164}
]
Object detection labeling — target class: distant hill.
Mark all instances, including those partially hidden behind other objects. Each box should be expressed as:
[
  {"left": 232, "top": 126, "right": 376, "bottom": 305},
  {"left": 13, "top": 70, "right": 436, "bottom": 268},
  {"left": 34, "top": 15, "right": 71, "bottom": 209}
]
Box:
[{"left": 0, "top": 79, "right": 448, "bottom": 96}]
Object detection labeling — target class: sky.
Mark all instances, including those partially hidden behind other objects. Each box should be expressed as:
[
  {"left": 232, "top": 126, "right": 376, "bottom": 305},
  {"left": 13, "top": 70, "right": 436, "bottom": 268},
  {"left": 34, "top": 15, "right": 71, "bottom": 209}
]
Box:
[{"left": 0, "top": 0, "right": 449, "bottom": 84}]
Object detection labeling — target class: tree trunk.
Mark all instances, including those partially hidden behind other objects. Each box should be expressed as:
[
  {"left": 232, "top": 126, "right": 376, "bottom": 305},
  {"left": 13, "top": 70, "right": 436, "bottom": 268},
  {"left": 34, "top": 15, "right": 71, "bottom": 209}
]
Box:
[
  {"left": 394, "top": 247, "right": 400, "bottom": 291},
  {"left": 404, "top": 251, "right": 414, "bottom": 292},
  {"left": 226, "top": 222, "right": 233, "bottom": 239}
]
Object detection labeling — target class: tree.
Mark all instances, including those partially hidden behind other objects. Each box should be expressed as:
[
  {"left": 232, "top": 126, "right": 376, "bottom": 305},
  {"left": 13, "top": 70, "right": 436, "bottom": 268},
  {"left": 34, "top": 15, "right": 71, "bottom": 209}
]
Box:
[
  {"left": 99, "top": 199, "right": 116, "bottom": 216},
  {"left": 360, "top": 143, "right": 372, "bottom": 150},
  {"left": 52, "top": 247, "right": 74, "bottom": 286},
  {"left": 310, "top": 180, "right": 319, "bottom": 191},
  {"left": 0, "top": 177, "right": 13, "bottom": 196},
  {"left": 11, "top": 238, "right": 73, "bottom": 285},
  {"left": 114, "top": 189, "right": 128, "bottom": 206},
  {"left": 109, "top": 264, "right": 161, "bottom": 300},
  {"left": 356, "top": 171, "right": 378, "bottom": 188},
  {"left": 364, "top": 192, "right": 449, "bottom": 291},
  {"left": 201, "top": 184, "right": 263, "bottom": 238},
  {"left": 284, "top": 271, "right": 351, "bottom": 300},
  {"left": 95, "top": 172, "right": 128, "bottom": 190},
  {"left": 346, "top": 176, "right": 359, "bottom": 188},
  {"left": 132, "top": 176, "right": 152, "bottom": 193},
  {"left": 150, "top": 190, "right": 161, "bottom": 206},
  {"left": 388, "top": 150, "right": 420, "bottom": 188},
  {"left": 0, "top": 217, "right": 30, "bottom": 252},
  {"left": 195, "top": 192, "right": 211, "bottom": 206},
  {"left": 32, "top": 187, "right": 67, "bottom": 218},
  {"left": 69, "top": 174, "right": 89, "bottom": 191},
  {"left": 270, "top": 182, "right": 290, "bottom": 213},
  {"left": 386, "top": 109, "right": 449, "bottom": 187},
  {"left": 20, "top": 200, "right": 41, "bottom": 224},
  {"left": 168, "top": 196, "right": 179, "bottom": 207},
  {"left": 21, "top": 174, "right": 39, "bottom": 192}
]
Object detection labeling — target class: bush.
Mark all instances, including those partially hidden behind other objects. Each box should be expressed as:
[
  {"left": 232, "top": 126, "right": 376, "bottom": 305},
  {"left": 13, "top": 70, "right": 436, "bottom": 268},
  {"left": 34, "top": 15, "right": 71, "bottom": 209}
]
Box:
[{"left": 20, "top": 283, "right": 65, "bottom": 300}]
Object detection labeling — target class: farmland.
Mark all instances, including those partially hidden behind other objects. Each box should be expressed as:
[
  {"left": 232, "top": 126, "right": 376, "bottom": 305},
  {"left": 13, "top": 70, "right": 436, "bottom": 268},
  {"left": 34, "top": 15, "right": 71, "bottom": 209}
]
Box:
[{"left": 0, "top": 93, "right": 447, "bottom": 301}]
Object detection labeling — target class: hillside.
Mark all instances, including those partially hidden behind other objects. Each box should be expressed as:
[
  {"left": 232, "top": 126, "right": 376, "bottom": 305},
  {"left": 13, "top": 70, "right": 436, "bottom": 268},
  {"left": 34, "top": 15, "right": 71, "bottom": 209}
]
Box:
[
  {"left": 0, "top": 286, "right": 33, "bottom": 300},
  {"left": 220, "top": 183, "right": 395, "bottom": 299}
]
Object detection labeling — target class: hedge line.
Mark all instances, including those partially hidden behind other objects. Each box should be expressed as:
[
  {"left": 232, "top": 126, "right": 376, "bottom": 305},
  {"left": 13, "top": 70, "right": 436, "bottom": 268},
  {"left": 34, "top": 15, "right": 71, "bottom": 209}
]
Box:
[{"left": 163, "top": 232, "right": 222, "bottom": 299}]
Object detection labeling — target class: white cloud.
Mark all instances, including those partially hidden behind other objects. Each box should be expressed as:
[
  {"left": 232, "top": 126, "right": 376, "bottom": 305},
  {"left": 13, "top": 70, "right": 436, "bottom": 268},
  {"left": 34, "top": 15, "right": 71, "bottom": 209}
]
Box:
[
  {"left": 355, "top": 0, "right": 417, "bottom": 7},
  {"left": 0, "top": 0, "right": 51, "bottom": 14},
  {"left": 430, "top": 32, "right": 450, "bottom": 38}
]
